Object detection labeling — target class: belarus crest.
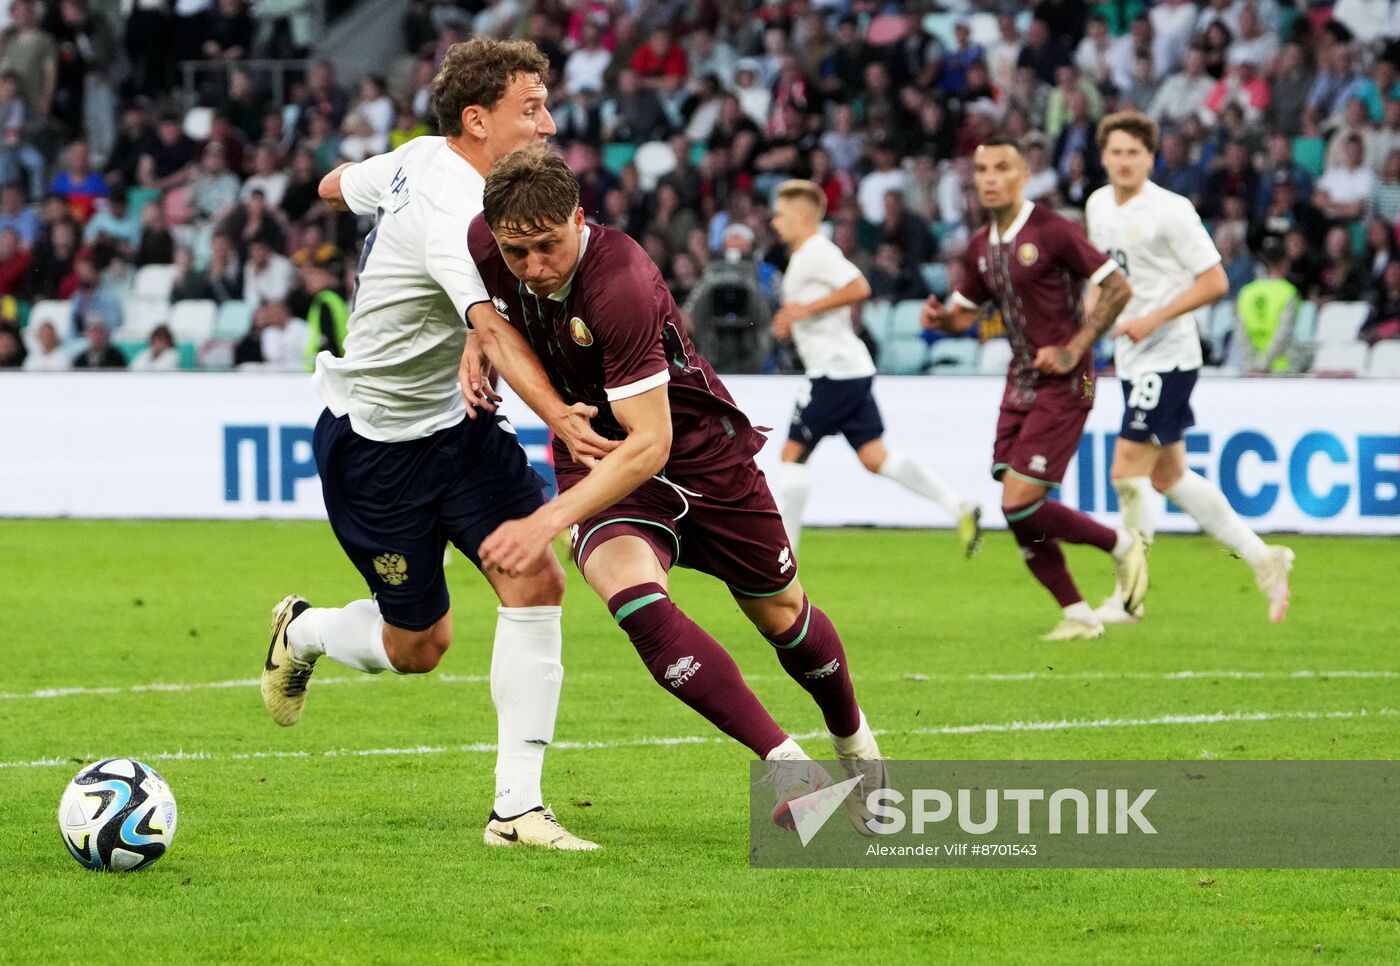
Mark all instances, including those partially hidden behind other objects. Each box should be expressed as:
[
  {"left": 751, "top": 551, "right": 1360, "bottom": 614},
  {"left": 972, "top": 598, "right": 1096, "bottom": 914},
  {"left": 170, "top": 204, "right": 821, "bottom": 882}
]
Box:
[{"left": 570, "top": 317, "right": 593, "bottom": 346}]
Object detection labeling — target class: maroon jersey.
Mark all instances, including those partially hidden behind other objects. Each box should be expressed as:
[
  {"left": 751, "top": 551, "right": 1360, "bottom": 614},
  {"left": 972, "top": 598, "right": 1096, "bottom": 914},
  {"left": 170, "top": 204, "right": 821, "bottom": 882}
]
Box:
[
  {"left": 467, "top": 218, "right": 765, "bottom": 476},
  {"left": 952, "top": 201, "right": 1118, "bottom": 412}
]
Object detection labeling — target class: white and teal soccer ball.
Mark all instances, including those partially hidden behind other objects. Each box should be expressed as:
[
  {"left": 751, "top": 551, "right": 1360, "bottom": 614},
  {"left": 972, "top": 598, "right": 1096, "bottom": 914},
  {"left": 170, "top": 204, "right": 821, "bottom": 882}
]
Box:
[{"left": 58, "top": 758, "right": 178, "bottom": 872}]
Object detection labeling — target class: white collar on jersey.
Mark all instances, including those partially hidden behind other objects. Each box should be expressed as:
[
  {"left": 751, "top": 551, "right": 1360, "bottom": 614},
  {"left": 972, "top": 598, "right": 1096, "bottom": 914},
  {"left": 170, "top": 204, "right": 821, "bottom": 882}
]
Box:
[
  {"left": 546, "top": 225, "right": 592, "bottom": 302},
  {"left": 989, "top": 200, "right": 1034, "bottom": 246}
]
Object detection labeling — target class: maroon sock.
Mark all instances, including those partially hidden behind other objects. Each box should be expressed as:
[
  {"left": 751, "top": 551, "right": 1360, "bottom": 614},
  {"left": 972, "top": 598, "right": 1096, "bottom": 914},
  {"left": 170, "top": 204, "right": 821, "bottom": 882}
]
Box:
[
  {"left": 765, "top": 597, "right": 862, "bottom": 738},
  {"left": 1024, "top": 497, "right": 1117, "bottom": 553},
  {"left": 608, "top": 583, "right": 787, "bottom": 758},
  {"left": 1006, "top": 501, "right": 1084, "bottom": 607}
]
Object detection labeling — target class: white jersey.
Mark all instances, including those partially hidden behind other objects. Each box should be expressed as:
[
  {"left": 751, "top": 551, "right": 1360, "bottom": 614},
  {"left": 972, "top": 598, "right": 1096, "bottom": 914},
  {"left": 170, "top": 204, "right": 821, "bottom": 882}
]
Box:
[
  {"left": 313, "top": 137, "right": 491, "bottom": 442},
  {"left": 1086, "top": 181, "right": 1221, "bottom": 379},
  {"left": 781, "top": 233, "right": 876, "bottom": 380}
]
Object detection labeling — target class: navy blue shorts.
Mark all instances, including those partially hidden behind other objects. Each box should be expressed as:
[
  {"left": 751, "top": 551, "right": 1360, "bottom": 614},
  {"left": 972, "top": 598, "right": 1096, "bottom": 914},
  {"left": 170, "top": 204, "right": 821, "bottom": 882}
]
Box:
[
  {"left": 314, "top": 408, "right": 548, "bottom": 631},
  {"left": 1118, "top": 369, "right": 1198, "bottom": 447},
  {"left": 787, "top": 376, "right": 885, "bottom": 454}
]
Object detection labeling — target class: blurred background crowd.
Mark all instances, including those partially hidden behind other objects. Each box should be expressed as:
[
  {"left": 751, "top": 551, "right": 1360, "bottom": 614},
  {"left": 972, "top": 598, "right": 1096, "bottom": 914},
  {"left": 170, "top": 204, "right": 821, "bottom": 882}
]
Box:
[{"left": 1, "top": 0, "right": 1398, "bottom": 376}]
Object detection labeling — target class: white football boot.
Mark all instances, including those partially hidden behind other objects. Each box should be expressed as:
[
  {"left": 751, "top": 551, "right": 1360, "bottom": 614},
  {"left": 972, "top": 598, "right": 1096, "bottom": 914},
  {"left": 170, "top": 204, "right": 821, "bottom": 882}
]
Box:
[
  {"left": 832, "top": 712, "right": 889, "bottom": 836},
  {"left": 261, "top": 595, "right": 314, "bottom": 726},
  {"left": 483, "top": 807, "right": 599, "bottom": 851},
  {"left": 1112, "top": 530, "right": 1151, "bottom": 615},
  {"left": 1253, "top": 545, "right": 1295, "bottom": 623},
  {"left": 1041, "top": 614, "right": 1106, "bottom": 641}
]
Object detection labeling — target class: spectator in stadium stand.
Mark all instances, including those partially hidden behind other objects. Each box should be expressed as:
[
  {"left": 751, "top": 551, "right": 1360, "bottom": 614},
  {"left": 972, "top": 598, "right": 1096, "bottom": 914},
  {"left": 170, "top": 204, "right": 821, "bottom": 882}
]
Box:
[
  {"left": 1315, "top": 225, "right": 1367, "bottom": 303},
  {"left": 1315, "top": 134, "right": 1376, "bottom": 226},
  {"left": 1360, "top": 260, "right": 1400, "bottom": 344},
  {"left": 349, "top": 74, "right": 395, "bottom": 142},
  {"left": 27, "top": 217, "right": 78, "bottom": 299},
  {"left": 279, "top": 149, "right": 324, "bottom": 224},
  {"left": 0, "top": 321, "right": 23, "bottom": 367},
  {"left": 877, "top": 189, "right": 934, "bottom": 266},
  {"left": 1360, "top": 217, "right": 1394, "bottom": 286},
  {"left": 1052, "top": 90, "right": 1101, "bottom": 180},
  {"left": 389, "top": 101, "right": 430, "bottom": 148},
  {"left": 150, "top": 113, "right": 199, "bottom": 186},
  {"left": 69, "top": 253, "right": 122, "bottom": 333},
  {"left": 1370, "top": 150, "right": 1400, "bottom": 221},
  {"left": 1215, "top": 226, "right": 1259, "bottom": 299},
  {"left": 631, "top": 27, "right": 688, "bottom": 88},
  {"left": 223, "top": 189, "right": 287, "bottom": 259},
  {"left": 643, "top": 182, "right": 698, "bottom": 258},
  {"left": 1059, "top": 148, "right": 1097, "bottom": 210},
  {"left": 105, "top": 100, "right": 157, "bottom": 183},
  {"left": 250, "top": 299, "right": 307, "bottom": 370},
  {"left": 1045, "top": 66, "right": 1103, "bottom": 140},
  {"left": 732, "top": 60, "right": 772, "bottom": 127},
  {"left": 221, "top": 68, "right": 267, "bottom": 144},
  {"left": 1236, "top": 239, "right": 1304, "bottom": 375},
  {"left": 129, "top": 323, "right": 180, "bottom": 371},
  {"left": 1323, "top": 99, "right": 1378, "bottom": 171},
  {"left": 241, "top": 145, "right": 289, "bottom": 210},
  {"left": 0, "top": 69, "right": 45, "bottom": 201},
  {"left": 1074, "top": 15, "right": 1114, "bottom": 90},
  {"left": 0, "top": 0, "right": 56, "bottom": 117},
  {"left": 1023, "top": 139, "right": 1059, "bottom": 202},
  {"left": 202, "top": 0, "right": 255, "bottom": 62},
  {"left": 1307, "top": 43, "right": 1363, "bottom": 128},
  {"left": 1204, "top": 49, "right": 1270, "bottom": 125},
  {"left": 189, "top": 143, "right": 241, "bottom": 223},
  {"left": 867, "top": 241, "right": 929, "bottom": 303},
  {"left": 857, "top": 144, "right": 906, "bottom": 225},
  {"left": 1018, "top": 19, "right": 1070, "bottom": 86},
  {"left": 601, "top": 68, "right": 670, "bottom": 143},
  {"left": 0, "top": 183, "right": 40, "bottom": 248},
  {"left": 296, "top": 60, "right": 350, "bottom": 136},
  {"left": 48, "top": 141, "right": 108, "bottom": 224},
  {"left": 1200, "top": 140, "right": 1256, "bottom": 221},
  {"left": 134, "top": 200, "right": 174, "bottom": 267},
  {"left": 22, "top": 320, "right": 70, "bottom": 370},
  {"left": 243, "top": 233, "right": 295, "bottom": 309},
  {"left": 1147, "top": 47, "right": 1214, "bottom": 127},
  {"left": 819, "top": 102, "right": 864, "bottom": 175},
  {"left": 72, "top": 319, "right": 125, "bottom": 368},
  {"left": 199, "top": 232, "right": 243, "bottom": 302},
  {"left": 564, "top": 22, "right": 610, "bottom": 97},
  {"left": 84, "top": 187, "right": 140, "bottom": 260},
  {"left": 0, "top": 227, "right": 30, "bottom": 297}
]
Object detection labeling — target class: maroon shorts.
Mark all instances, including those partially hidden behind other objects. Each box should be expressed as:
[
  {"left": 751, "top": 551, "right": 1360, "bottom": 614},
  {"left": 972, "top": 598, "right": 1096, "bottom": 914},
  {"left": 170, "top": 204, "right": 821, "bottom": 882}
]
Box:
[
  {"left": 992, "top": 396, "right": 1091, "bottom": 487},
  {"left": 562, "top": 458, "right": 797, "bottom": 598}
]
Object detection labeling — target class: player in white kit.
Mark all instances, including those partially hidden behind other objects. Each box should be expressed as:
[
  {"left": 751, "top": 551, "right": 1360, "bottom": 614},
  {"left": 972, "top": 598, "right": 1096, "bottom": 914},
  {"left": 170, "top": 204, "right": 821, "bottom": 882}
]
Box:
[
  {"left": 259, "top": 39, "right": 616, "bottom": 849},
  {"left": 1086, "top": 111, "right": 1293, "bottom": 624},
  {"left": 767, "top": 179, "right": 981, "bottom": 557}
]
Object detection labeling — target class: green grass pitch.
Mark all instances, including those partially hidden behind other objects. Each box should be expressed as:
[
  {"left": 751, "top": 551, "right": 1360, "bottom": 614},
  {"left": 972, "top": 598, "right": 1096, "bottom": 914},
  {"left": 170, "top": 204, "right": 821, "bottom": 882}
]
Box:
[{"left": 3, "top": 520, "right": 1398, "bottom": 964}]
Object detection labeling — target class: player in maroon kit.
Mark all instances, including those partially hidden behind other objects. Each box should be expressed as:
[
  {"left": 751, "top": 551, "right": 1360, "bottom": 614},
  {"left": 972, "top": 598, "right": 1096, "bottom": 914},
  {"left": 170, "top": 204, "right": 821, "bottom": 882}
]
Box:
[
  {"left": 922, "top": 135, "right": 1150, "bottom": 641},
  {"left": 461, "top": 144, "right": 885, "bottom": 828}
]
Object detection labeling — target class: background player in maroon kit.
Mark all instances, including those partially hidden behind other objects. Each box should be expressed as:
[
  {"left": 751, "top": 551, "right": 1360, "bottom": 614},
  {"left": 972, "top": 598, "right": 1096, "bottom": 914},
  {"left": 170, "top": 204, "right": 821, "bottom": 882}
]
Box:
[
  {"left": 922, "top": 136, "right": 1150, "bottom": 641},
  {"left": 463, "top": 144, "right": 885, "bottom": 827}
]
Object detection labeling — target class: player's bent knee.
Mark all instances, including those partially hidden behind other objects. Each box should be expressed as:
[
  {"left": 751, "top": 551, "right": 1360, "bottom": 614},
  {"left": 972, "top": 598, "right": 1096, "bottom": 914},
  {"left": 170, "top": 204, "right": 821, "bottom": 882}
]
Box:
[
  {"left": 383, "top": 620, "right": 452, "bottom": 674},
  {"left": 498, "top": 558, "right": 567, "bottom": 607},
  {"left": 1151, "top": 466, "right": 1184, "bottom": 494}
]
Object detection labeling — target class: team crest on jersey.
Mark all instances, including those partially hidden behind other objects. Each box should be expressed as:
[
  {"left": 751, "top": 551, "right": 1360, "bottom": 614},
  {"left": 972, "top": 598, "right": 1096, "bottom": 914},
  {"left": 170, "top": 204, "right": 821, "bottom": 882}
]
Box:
[
  {"left": 570, "top": 317, "right": 593, "bottom": 346},
  {"left": 1017, "top": 243, "right": 1039, "bottom": 266},
  {"left": 373, "top": 553, "right": 408, "bottom": 586},
  {"left": 492, "top": 296, "right": 509, "bottom": 320}
]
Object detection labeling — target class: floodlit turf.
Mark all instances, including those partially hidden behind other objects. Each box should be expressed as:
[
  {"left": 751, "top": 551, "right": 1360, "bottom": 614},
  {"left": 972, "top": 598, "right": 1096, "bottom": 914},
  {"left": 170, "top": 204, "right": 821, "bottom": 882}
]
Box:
[{"left": 3, "top": 519, "right": 1398, "bottom": 964}]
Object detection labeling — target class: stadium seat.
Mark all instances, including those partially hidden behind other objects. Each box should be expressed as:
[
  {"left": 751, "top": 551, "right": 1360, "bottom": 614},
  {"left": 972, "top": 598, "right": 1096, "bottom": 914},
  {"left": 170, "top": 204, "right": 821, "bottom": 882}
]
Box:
[
  {"left": 214, "top": 300, "right": 253, "bottom": 340},
  {"left": 861, "top": 299, "right": 894, "bottom": 347},
  {"left": 134, "top": 264, "right": 178, "bottom": 301},
  {"left": 877, "top": 337, "right": 929, "bottom": 375},
  {"left": 1293, "top": 300, "right": 1319, "bottom": 343},
  {"left": 1366, "top": 340, "right": 1400, "bottom": 377},
  {"left": 119, "top": 294, "right": 170, "bottom": 339},
  {"left": 1201, "top": 300, "right": 1235, "bottom": 363},
  {"left": 169, "top": 300, "right": 217, "bottom": 344},
  {"left": 633, "top": 140, "right": 677, "bottom": 191},
  {"left": 978, "top": 338, "right": 1013, "bottom": 375},
  {"left": 1310, "top": 341, "right": 1369, "bottom": 376},
  {"left": 919, "top": 262, "right": 949, "bottom": 296},
  {"left": 28, "top": 300, "right": 75, "bottom": 340},
  {"left": 601, "top": 142, "right": 637, "bottom": 177},
  {"left": 927, "top": 338, "right": 978, "bottom": 374},
  {"left": 177, "top": 342, "right": 198, "bottom": 370},
  {"left": 1315, "top": 301, "right": 1370, "bottom": 345},
  {"left": 889, "top": 299, "right": 925, "bottom": 337}
]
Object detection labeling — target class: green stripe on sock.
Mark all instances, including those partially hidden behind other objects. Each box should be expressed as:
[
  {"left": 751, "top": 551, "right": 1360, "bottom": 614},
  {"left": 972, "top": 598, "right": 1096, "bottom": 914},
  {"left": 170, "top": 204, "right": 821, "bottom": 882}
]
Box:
[
  {"left": 1005, "top": 498, "right": 1046, "bottom": 523},
  {"left": 769, "top": 604, "right": 812, "bottom": 650},
  {"left": 612, "top": 592, "right": 666, "bottom": 624}
]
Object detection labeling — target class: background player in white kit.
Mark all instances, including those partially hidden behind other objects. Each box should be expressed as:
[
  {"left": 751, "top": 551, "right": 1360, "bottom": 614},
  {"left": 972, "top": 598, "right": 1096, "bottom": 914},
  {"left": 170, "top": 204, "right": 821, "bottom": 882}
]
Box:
[
  {"left": 1087, "top": 111, "right": 1294, "bottom": 624},
  {"left": 768, "top": 179, "right": 981, "bottom": 557},
  {"left": 259, "top": 39, "right": 616, "bottom": 850}
]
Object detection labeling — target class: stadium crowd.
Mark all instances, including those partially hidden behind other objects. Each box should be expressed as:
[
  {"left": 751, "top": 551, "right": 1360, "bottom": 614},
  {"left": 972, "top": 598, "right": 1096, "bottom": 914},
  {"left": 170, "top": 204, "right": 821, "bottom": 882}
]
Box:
[{"left": 0, "top": 0, "right": 1399, "bottom": 375}]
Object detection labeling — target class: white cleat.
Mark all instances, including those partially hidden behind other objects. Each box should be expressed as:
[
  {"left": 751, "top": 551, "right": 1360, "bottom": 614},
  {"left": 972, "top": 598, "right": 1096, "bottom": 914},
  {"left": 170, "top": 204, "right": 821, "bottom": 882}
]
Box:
[
  {"left": 1094, "top": 594, "right": 1143, "bottom": 625},
  {"left": 1113, "top": 530, "right": 1151, "bottom": 615},
  {"left": 1041, "top": 615, "right": 1106, "bottom": 641},
  {"left": 764, "top": 759, "right": 834, "bottom": 831},
  {"left": 1253, "top": 545, "right": 1295, "bottom": 623},
  {"left": 261, "top": 594, "right": 314, "bottom": 727},
  {"left": 832, "top": 714, "right": 889, "bottom": 836},
  {"left": 483, "top": 806, "right": 599, "bottom": 851}
]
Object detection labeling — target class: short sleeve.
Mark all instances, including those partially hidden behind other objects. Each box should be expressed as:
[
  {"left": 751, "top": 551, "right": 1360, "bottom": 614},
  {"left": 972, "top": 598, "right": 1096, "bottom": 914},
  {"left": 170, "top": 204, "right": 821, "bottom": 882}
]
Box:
[
  {"left": 424, "top": 211, "right": 490, "bottom": 325},
  {"left": 339, "top": 150, "right": 401, "bottom": 216},
  {"left": 1055, "top": 216, "right": 1118, "bottom": 285},
  {"left": 1167, "top": 198, "right": 1223, "bottom": 276},
  {"left": 587, "top": 251, "right": 671, "bottom": 402},
  {"left": 807, "top": 238, "right": 863, "bottom": 289},
  {"left": 952, "top": 242, "right": 988, "bottom": 310}
]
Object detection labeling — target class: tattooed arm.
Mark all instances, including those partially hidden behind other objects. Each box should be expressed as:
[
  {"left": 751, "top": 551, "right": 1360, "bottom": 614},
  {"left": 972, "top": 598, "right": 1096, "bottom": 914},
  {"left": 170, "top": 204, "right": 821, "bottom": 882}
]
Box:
[{"left": 1034, "top": 269, "right": 1132, "bottom": 375}]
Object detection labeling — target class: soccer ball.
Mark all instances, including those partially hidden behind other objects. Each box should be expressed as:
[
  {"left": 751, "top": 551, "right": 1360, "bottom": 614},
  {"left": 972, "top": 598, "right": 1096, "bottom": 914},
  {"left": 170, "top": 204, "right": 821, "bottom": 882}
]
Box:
[{"left": 57, "top": 758, "right": 178, "bottom": 872}]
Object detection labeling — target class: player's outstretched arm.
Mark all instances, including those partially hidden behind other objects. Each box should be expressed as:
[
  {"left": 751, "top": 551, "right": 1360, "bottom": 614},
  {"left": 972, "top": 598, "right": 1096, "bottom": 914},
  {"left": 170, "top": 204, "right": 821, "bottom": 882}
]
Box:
[
  {"left": 774, "top": 276, "right": 872, "bottom": 339},
  {"left": 1114, "top": 265, "right": 1228, "bottom": 343},
  {"left": 466, "top": 301, "right": 619, "bottom": 463},
  {"left": 479, "top": 385, "right": 672, "bottom": 577},
  {"left": 1037, "top": 269, "right": 1132, "bottom": 374},
  {"left": 318, "top": 162, "right": 355, "bottom": 212}
]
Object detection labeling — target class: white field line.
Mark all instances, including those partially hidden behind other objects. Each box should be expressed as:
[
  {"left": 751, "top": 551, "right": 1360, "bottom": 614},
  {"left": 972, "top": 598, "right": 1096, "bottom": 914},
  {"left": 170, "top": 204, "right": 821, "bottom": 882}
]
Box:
[
  {"left": 3, "top": 707, "right": 1396, "bottom": 770},
  {"left": 3, "top": 669, "right": 1397, "bottom": 703}
]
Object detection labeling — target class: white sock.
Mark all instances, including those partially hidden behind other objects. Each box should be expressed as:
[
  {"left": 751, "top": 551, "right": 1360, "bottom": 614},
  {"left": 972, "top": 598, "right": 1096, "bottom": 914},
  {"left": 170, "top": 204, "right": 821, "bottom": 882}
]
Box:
[
  {"left": 490, "top": 605, "right": 563, "bottom": 819},
  {"left": 1064, "top": 601, "right": 1097, "bottom": 624},
  {"left": 878, "top": 451, "right": 963, "bottom": 517},
  {"left": 765, "top": 737, "right": 810, "bottom": 760},
  {"left": 777, "top": 461, "right": 810, "bottom": 554},
  {"left": 1113, "top": 476, "right": 1155, "bottom": 542},
  {"left": 1166, "top": 472, "right": 1269, "bottom": 565},
  {"left": 830, "top": 710, "right": 872, "bottom": 754},
  {"left": 287, "top": 600, "right": 395, "bottom": 673},
  {"left": 1111, "top": 528, "right": 1134, "bottom": 559}
]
